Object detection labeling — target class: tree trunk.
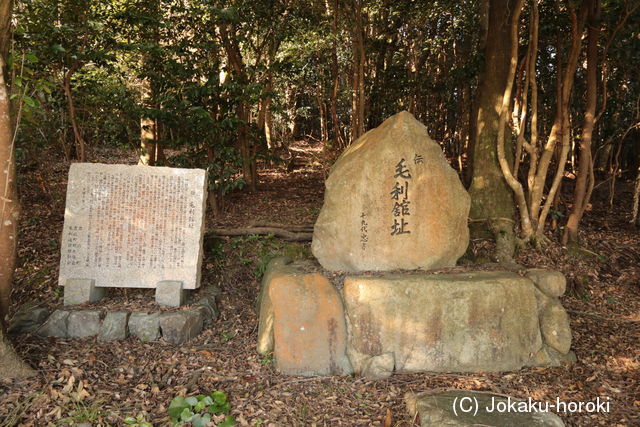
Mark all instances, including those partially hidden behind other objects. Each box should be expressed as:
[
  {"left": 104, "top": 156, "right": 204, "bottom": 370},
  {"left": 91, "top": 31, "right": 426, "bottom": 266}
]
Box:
[
  {"left": 139, "top": 116, "right": 156, "bottom": 166},
  {"left": 329, "top": 0, "right": 342, "bottom": 148},
  {"left": 631, "top": 166, "right": 640, "bottom": 226},
  {"left": 63, "top": 62, "right": 86, "bottom": 162},
  {"left": 563, "top": 0, "right": 600, "bottom": 245},
  {"left": 468, "top": 0, "right": 521, "bottom": 263},
  {"left": 350, "top": 0, "right": 365, "bottom": 142},
  {"left": 219, "top": 24, "right": 257, "bottom": 191},
  {"left": 0, "top": 1, "right": 35, "bottom": 378}
]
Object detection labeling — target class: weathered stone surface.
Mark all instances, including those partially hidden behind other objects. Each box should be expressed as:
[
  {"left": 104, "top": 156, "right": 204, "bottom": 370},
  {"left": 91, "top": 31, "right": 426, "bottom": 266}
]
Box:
[
  {"left": 343, "top": 271, "right": 543, "bottom": 373},
  {"left": 155, "top": 280, "right": 185, "bottom": 307},
  {"left": 59, "top": 163, "right": 207, "bottom": 290},
  {"left": 533, "top": 345, "right": 577, "bottom": 367},
  {"left": 539, "top": 301, "right": 572, "bottom": 354},
  {"left": 405, "top": 390, "right": 565, "bottom": 426},
  {"left": 257, "top": 257, "right": 302, "bottom": 355},
  {"left": 67, "top": 310, "right": 103, "bottom": 338},
  {"left": 8, "top": 306, "right": 49, "bottom": 334},
  {"left": 533, "top": 287, "right": 553, "bottom": 316},
  {"left": 129, "top": 312, "right": 161, "bottom": 342},
  {"left": 526, "top": 269, "right": 566, "bottom": 297},
  {"left": 98, "top": 311, "right": 130, "bottom": 341},
  {"left": 63, "top": 278, "right": 105, "bottom": 306},
  {"left": 263, "top": 260, "right": 352, "bottom": 376},
  {"left": 192, "top": 294, "right": 218, "bottom": 324},
  {"left": 312, "top": 111, "right": 470, "bottom": 272},
  {"left": 159, "top": 310, "right": 203, "bottom": 345},
  {"left": 359, "top": 353, "right": 395, "bottom": 380},
  {"left": 38, "top": 309, "right": 70, "bottom": 338}
]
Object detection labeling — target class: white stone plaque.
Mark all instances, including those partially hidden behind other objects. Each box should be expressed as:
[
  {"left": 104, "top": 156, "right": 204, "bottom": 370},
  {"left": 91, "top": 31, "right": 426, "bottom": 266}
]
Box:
[{"left": 59, "top": 163, "right": 207, "bottom": 289}]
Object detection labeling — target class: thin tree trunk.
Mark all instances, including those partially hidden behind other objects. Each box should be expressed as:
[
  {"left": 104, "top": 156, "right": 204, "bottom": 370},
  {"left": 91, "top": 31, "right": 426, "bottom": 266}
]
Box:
[
  {"left": 350, "top": 0, "right": 365, "bottom": 142},
  {"left": 563, "top": 0, "right": 600, "bottom": 244},
  {"left": 527, "top": 1, "right": 588, "bottom": 239},
  {"left": 329, "top": 0, "right": 342, "bottom": 148},
  {"left": 63, "top": 63, "right": 86, "bottom": 162},
  {"left": 0, "top": 57, "right": 17, "bottom": 327},
  {"left": 219, "top": 24, "right": 257, "bottom": 191},
  {"left": 631, "top": 166, "right": 640, "bottom": 226},
  {"left": 139, "top": 117, "right": 156, "bottom": 166}
]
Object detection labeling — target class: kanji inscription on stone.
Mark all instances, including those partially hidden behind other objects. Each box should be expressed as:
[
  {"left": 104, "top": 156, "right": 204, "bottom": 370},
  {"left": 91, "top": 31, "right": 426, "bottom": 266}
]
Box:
[{"left": 58, "top": 163, "right": 208, "bottom": 290}]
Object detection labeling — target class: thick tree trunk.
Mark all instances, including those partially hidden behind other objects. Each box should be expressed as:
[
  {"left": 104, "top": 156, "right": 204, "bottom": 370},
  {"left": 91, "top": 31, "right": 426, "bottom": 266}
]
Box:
[
  {"left": 468, "top": 0, "right": 521, "bottom": 263},
  {"left": 0, "top": 1, "right": 35, "bottom": 378},
  {"left": 563, "top": 0, "right": 600, "bottom": 244}
]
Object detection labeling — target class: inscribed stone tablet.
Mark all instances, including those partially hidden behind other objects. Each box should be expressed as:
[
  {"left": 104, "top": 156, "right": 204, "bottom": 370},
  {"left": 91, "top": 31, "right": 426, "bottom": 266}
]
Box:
[{"left": 58, "top": 163, "right": 207, "bottom": 289}]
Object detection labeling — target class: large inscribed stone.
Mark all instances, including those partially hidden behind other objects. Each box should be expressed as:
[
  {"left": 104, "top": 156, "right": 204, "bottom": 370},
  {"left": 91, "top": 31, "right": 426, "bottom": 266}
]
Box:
[
  {"left": 59, "top": 163, "right": 207, "bottom": 290},
  {"left": 312, "top": 111, "right": 470, "bottom": 271}
]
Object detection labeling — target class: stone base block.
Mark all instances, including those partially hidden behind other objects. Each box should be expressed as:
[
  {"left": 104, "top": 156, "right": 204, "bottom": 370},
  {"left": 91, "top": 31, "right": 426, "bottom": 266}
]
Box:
[
  {"left": 155, "top": 281, "right": 186, "bottom": 307},
  {"left": 258, "top": 258, "right": 352, "bottom": 376},
  {"left": 406, "top": 390, "right": 565, "bottom": 426},
  {"left": 129, "top": 312, "right": 161, "bottom": 342},
  {"left": 64, "top": 279, "right": 105, "bottom": 306},
  {"left": 159, "top": 310, "right": 203, "bottom": 344},
  {"left": 98, "top": 311, "right": 130, "bottom": 341},
  {"left": 258, "top": 257, "right": 574, "bottom": 378}
]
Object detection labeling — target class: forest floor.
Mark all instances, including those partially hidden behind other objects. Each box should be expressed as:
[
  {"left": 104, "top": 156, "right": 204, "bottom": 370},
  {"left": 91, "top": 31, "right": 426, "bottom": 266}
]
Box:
[{"left": 1, "top": 140, "right": 639, "bottom": 426}]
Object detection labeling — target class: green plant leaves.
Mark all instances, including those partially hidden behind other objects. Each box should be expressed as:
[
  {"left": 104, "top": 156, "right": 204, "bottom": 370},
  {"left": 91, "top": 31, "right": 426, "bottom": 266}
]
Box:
[
  {"left": 168, "top": 391, "right": 233, "bottom": 425},
  {"left": 167, "top": 395, "right": 189, "bottom": 419}
]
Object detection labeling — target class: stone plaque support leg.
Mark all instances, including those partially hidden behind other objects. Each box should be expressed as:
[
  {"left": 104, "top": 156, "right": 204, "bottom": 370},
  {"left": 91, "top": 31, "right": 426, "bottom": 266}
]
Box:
[
  {"left": 156, "top": 281, "right": 186, "bottom": 307},
  {"left": 64, "top": 279, "right": 105, "bottom": 306}
]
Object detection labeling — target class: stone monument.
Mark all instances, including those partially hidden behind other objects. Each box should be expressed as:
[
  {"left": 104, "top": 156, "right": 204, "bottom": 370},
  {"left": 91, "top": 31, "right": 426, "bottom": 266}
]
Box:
[
  {"left": 58, "top": 163, "right": 207, "bottom": 307},
  {"left": 257, "top": 112, "right": 574, "bottom": 380},
  {"left": 312, "top": 111, "right": 469, "bottom": 271}
]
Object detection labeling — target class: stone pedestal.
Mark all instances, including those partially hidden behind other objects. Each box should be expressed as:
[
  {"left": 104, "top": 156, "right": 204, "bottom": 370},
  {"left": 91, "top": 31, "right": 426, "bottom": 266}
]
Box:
[
  {"left": 155, "top": 280, "right": 186, "bottom": 307},
  {"left": 258, "top": 257, "right": 575, "bottom": 378},
  {"left": 63, "top": 278, "right": 105, "bottom": 306}
]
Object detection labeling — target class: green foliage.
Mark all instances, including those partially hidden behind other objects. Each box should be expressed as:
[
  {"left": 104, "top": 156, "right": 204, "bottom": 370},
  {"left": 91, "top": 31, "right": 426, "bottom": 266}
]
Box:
[
  {"left": 123, "top": 413, "right": 153, "bottom": 427},
  {"left": 168, "top": 391, "right": 235, "bottom": 427}
]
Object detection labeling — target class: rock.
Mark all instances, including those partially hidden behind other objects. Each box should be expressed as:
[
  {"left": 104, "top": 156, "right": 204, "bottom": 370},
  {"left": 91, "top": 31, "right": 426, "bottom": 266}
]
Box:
[
  {"left": 63, "top": 278, "right": 105, "bottom": 306},
  {"left": 343, "top": 271, "right": 543, "bottom": 373},
  {"left": 405, "top": 390, "right": 565, "bottom": 426},
  {"left": 38, "top": 309, "right": 71, "bottom": 338},
  {"left": 129, "top": 312, "right": 161, "bottom": 342},
  {"left": 98, "top": 311, "right": 130, "bottom": 341},
  {"left": 539, "top": 301, "right": 572, "bottom": 354},
  {"left": 159, "top": 310, "right": 204, "bottom": 345},
  {"left": 257, "top": 257, "right": 299, "bottom": 355},
  {"left": 192, "top": 295, "right": 218, "bottom": 324},
  {"left": 155, "top": 280, "right": 186, "bottom": 307},
  {"left": 67, "top": 310, "right": 103, "bottom": 338},
  {"left": 8, "top": 306, "right": 49, "bottom": 334},
  {"left": 526, "top": 269, "right": 566, "bottom": 297},
  {"left": 262, "top": 259, "right": 352, "bottom": 376},
  {"left": 533, "top": 345, "right": 577, "bottom": 367},
  {"left": 312, "top": 111, "right": 470, "bottom": 272},
  {"left": 532, "top": 287, "right": 553, "bottom": 315},
  {"left": 359, "top": 353, "right": 395, "bottom": 380}
]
